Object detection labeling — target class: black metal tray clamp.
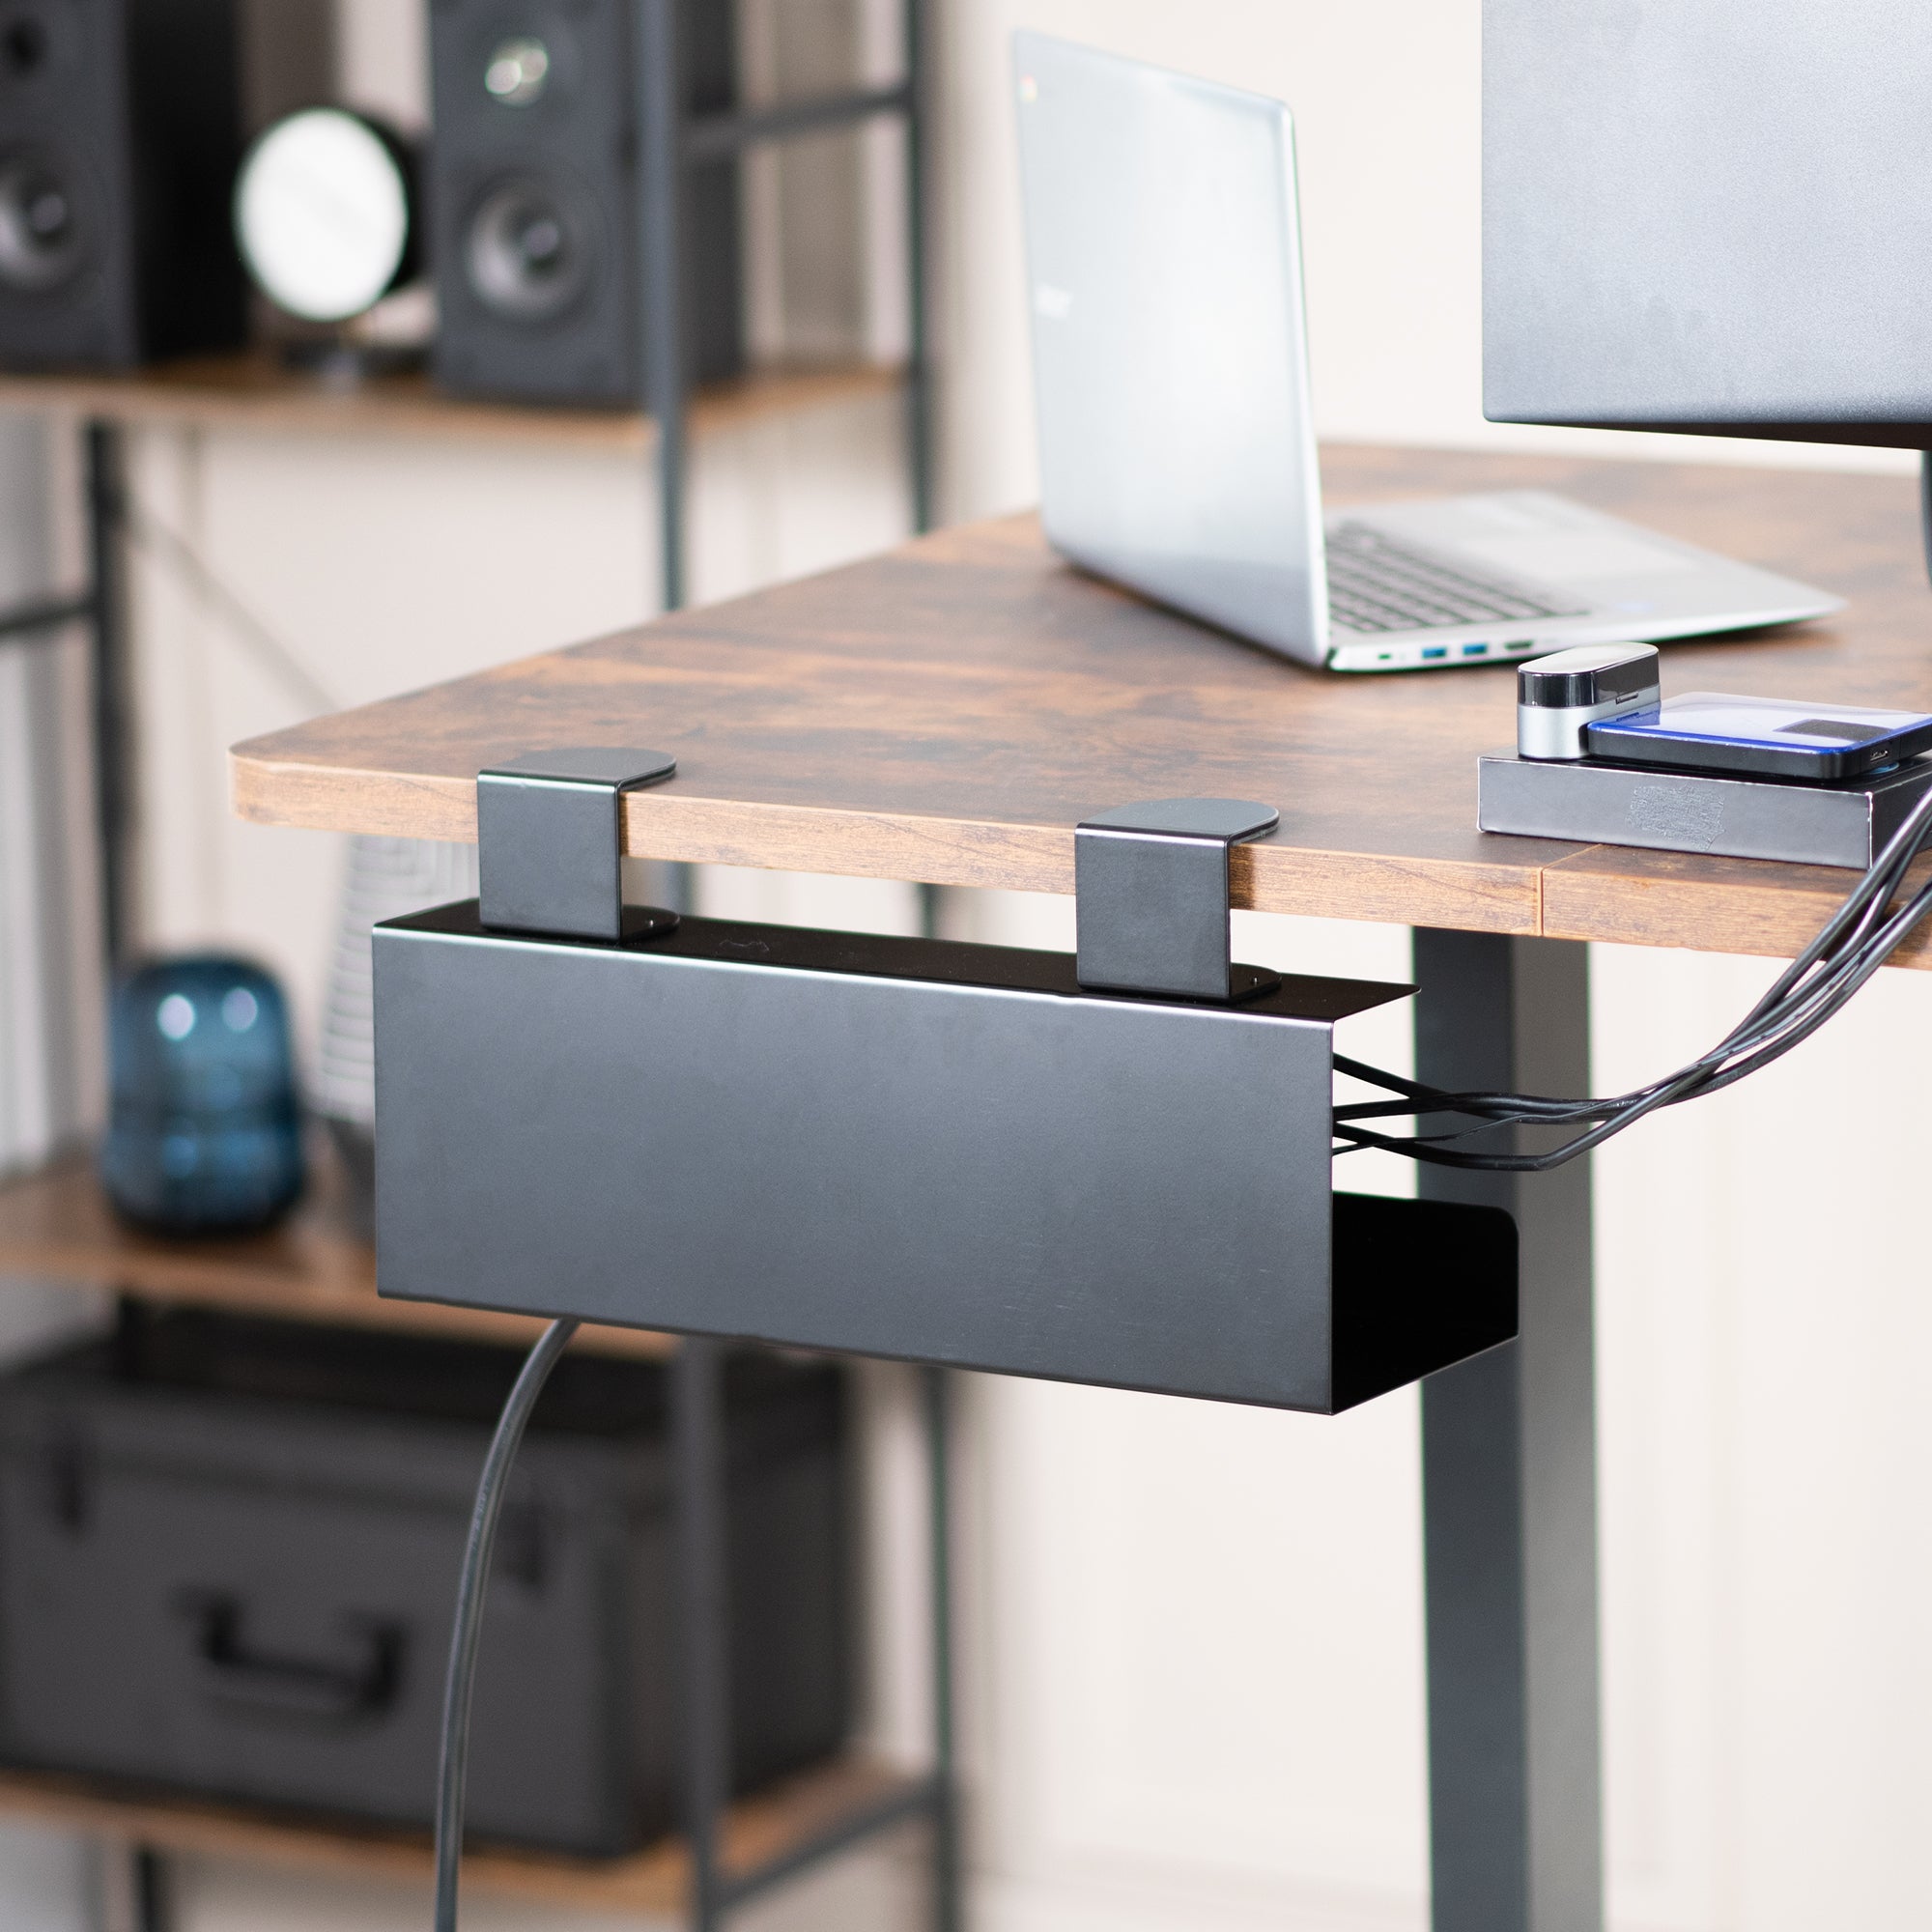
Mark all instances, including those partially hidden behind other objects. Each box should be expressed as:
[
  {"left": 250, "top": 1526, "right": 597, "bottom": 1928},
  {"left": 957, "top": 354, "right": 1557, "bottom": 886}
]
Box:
[{"left": 373, "top": 751, "right": 1518, "bottom": 1929}]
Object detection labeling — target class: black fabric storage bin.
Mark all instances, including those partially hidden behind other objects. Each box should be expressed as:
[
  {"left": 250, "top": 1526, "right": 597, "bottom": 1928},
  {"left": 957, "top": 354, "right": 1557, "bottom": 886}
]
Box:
[{"left": 0, "top": 1309, "right": 852, "bottom": 1855}]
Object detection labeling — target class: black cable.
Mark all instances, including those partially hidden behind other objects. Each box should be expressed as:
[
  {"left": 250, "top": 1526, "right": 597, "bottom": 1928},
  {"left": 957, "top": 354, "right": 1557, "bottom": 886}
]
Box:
[
  {"left": 1337, "top": 913, "right": 1913, "bottom": 1168},
  {"left": 1348, "top": 777, "right": 1932, "bottom": 1128},
  {"left": 1336, "top": 909, "right": 1932, "bottom": 1167},
  {"left": 1337, "top": 777, "right": 1932, "bottom": 1171},
  {"left": 434, "top": 1317, "right": 579, "bottom": 1932}
]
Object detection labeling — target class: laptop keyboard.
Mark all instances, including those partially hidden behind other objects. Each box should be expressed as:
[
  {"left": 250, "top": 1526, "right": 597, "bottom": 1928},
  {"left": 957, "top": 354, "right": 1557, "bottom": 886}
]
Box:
[{"left": 1325, "top": 522, "right": 1587, "bottom": 635}]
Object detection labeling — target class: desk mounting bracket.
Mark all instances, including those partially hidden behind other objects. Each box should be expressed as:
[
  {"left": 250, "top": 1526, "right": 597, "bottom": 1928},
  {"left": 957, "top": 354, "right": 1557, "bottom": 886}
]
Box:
[
  {"left": 1075, "top": 797, "right": 1282, "bottom": 1002},
  {"left": 476, "top": 747, "right": 679, "bottom": 942}
]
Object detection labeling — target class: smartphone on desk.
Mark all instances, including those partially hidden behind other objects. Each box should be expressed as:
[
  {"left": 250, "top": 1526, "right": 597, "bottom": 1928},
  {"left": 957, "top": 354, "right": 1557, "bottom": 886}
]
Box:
[{"left": 1583, "top": 692, "right": 1932, "bottom": 781}]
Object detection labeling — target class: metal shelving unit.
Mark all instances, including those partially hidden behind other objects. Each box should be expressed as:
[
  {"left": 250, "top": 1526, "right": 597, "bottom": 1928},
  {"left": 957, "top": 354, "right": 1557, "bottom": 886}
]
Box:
[
  {"left": 0, "top": 1151, "right": 959, "bottom": 1932},
  {"left": 628, "top": 28, "right": 955, "bottom": 1918},
  {"left": 639, "top": 14, "right": 953, "bottom": 1919},
  {"left": 638, "top": 0, "right": 933, "bottom": 612},
  {"left": 0, "top": 8, "right": 951, "bottom": 1924}
]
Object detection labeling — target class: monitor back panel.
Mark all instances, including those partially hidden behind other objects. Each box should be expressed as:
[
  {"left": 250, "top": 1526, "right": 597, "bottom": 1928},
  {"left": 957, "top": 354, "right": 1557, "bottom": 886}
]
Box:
[{"left": 1485, "top": 0, "right": 1932, "bottom": 447}]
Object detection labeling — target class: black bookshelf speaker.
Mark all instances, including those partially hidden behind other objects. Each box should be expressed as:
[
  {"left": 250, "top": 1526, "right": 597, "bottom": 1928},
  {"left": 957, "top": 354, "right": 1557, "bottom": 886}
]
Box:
[
  {"left": 428, "top": 0, "right": 744, "bottom": 405},
  {"left": 0, "top": 0, "right": 246, "bottom": 369}
]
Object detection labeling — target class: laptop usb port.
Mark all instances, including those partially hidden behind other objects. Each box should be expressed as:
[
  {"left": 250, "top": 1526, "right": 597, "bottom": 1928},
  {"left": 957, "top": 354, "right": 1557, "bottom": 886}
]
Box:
[
  {"left": 1421, "top": 646, "right": 1448, "bottom": 660},
  {"left": 1462, "top": 643, "right": 1489, "bottom": 657}
]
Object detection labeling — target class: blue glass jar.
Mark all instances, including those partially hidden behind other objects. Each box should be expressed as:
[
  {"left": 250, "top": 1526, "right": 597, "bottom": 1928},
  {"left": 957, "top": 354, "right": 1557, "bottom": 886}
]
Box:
[{"left": 99, "top": 956, "right": 305, "bottom": 1236}]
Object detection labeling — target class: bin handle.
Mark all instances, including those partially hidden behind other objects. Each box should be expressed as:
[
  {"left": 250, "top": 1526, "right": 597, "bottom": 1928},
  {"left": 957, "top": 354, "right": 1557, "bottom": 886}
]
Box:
[{"left": 182, "top": 1594, "right": 405, "bottom": 1725}]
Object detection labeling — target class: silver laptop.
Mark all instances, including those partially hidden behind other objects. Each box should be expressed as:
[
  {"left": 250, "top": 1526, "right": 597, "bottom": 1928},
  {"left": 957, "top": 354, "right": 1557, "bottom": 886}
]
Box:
[{"left": 1012, "top": 33, "right": 1842, "bottom": 673}]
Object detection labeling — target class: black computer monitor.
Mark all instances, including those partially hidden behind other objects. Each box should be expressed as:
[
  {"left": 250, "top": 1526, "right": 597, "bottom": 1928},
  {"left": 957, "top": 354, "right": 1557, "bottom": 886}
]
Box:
[{"left": 1483, "top": 0, "right": 1932, "bottom": 453}]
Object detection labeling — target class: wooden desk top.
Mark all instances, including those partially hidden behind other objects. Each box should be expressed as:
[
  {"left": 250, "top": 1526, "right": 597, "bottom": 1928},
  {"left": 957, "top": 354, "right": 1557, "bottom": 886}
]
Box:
[{"left": 232, "top": 442, "right": 1932, "bottom": 965}]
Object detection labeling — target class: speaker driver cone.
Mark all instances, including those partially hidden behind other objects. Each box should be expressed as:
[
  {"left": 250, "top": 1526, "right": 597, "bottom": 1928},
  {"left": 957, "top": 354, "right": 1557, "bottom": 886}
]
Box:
[
  {"left": 0, "top": 13, "right": 51, "bottom": 81},
  {"left": 464, "top": 177, "right": 591, "bottom": 324},
  {"left": 0, "top": 153, "right": 84, "bottom": 292}
]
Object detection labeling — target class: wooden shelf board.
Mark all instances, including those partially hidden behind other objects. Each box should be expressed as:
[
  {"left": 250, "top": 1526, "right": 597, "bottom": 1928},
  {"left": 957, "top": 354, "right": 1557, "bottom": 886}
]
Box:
[
  {"left": 0, "top": 1151, "right": 672, "bottom": 1361},
  {"left": 0, "top": 1755, "right": 922, "bottom": 1914},
  {"left": 0, "top": 354, "right": 903, "bottom": 451}
]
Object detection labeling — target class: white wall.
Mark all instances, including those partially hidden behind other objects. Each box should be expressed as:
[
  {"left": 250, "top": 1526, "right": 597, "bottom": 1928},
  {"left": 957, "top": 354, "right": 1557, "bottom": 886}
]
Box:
[{"left": 1590, "top": 948, "right": 1932, "bottom": 1932}]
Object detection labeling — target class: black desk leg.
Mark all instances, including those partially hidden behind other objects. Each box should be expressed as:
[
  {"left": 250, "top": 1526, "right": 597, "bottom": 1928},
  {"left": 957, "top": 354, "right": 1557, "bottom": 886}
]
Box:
[
  {"left": 921, "top": 1365, "right": 963, "bottom": 1932},
  {"left": 131, "top": 1843, "right": 170, "bottom": 1932},
  {"left": 83, "top": 419, "right": 131, "bottom": 974},
  {"left": 672, "top": 1337, "right": 731, "bottom": 1932},
  {"left": 1413, "top": 932, "right": 1603, "bottom": 1932}
]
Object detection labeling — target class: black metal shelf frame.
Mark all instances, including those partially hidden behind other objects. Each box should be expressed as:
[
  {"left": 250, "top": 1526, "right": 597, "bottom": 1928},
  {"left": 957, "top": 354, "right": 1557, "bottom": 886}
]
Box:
[
  {"left": 675, "top": 1344, "right": 960, "bottom": 1932},
  {"left": 637, "top": 0, "right": 933, "bottom": 613},
  {"left": 635, "top": 14, "right": 953, "bottom": 1922}
]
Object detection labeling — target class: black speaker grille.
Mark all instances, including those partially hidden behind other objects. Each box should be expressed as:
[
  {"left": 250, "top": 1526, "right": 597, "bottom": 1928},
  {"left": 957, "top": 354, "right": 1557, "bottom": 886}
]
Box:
[
  {"left": 428, "top": 0, "right": 744, "bottom": 405},
  {"left": 0, "top": 0, "right": 244, "bottom": 370}
]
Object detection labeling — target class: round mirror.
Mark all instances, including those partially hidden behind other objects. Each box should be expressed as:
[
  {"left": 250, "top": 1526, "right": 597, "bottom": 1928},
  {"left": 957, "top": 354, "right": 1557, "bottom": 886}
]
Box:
[{"left": 234, "top": 108, "right": 416, "bottom": 324}]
